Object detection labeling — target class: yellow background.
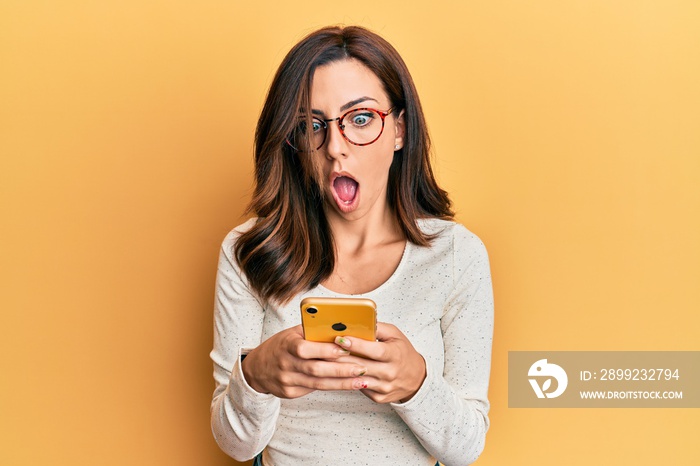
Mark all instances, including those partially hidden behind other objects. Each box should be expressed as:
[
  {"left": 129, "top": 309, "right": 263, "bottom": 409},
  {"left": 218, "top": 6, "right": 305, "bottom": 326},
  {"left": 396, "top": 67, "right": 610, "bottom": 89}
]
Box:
[{"left": 1, "top": 1, "right": 698, "bottom": 465}]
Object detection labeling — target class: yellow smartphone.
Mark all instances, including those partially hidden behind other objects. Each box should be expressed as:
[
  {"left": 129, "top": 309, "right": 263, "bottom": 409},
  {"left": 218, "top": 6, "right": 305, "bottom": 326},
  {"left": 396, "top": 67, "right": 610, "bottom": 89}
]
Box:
[{"left": 300, "top": 297, "right": 377, "bottom": 342}]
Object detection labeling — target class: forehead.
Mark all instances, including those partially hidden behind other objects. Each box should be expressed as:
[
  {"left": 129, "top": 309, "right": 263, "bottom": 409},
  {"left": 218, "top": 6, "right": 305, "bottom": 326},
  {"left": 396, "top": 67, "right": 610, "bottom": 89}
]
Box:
[{"left": 310, "top": 58, "right": 388, "bottom": 110}]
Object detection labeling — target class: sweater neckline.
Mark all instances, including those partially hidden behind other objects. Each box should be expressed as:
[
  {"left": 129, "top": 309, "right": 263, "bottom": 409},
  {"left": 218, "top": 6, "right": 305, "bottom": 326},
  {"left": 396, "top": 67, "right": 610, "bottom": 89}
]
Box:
[{"left": 316, "top": 240, "right": 412, "bottom": 298}]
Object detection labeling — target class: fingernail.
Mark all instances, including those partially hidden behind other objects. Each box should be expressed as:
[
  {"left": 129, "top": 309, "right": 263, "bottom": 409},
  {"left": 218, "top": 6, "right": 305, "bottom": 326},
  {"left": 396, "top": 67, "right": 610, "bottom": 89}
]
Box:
[
  {"left": 335, "top": 336, "right": 351, "bottom": 348},
  {"left": 354, "top": 367, "right": 366, "bottom": 376},
  {"left": 337, "top": 348, "right": 350, "bottom": 355},
  {"left": 352, "top": 378, "right": 368, "bottom": 389}
]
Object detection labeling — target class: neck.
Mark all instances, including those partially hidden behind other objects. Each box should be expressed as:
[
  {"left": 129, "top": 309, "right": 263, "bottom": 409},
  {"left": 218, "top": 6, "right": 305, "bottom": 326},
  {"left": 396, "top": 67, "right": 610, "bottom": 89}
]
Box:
[{"left": 325, "top": 205, "right": 404, "bottom": 253}]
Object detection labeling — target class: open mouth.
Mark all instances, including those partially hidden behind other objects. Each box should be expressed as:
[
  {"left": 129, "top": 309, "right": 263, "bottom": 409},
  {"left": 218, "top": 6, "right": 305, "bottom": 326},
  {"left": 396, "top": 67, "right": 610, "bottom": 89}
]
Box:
[{"left": 331, "top": 174, "right": 359, "bottom": 212}]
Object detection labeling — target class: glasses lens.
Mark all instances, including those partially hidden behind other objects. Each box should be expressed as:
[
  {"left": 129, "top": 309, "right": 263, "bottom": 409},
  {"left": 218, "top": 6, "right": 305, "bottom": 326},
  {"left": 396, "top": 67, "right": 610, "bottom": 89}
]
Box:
[
  {"left": 341, "top": 109, "right": 384, "bottom": 145},
  {"left": 289, "top": 117, "right": 325, "bottom": 151}
]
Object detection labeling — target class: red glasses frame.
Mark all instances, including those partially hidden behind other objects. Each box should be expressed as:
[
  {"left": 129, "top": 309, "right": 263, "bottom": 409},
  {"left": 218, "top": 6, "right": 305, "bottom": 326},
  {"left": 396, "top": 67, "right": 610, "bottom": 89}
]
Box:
[{"left": 287, "top": 107, "right": 395, "bottom": 152}]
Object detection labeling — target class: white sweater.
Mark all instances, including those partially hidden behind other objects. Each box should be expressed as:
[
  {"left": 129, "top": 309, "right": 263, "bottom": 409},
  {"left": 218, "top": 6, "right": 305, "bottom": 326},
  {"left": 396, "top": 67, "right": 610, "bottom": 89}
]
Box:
[{"left": 210, "top": 218, "right": 494, "bottom": 466}]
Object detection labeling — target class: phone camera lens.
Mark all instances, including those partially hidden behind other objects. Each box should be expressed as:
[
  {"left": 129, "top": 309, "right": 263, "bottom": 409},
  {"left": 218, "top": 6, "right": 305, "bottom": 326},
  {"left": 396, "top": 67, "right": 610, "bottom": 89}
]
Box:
[{"left": 306, "top": 307, "right": 318, "bottom": 314}]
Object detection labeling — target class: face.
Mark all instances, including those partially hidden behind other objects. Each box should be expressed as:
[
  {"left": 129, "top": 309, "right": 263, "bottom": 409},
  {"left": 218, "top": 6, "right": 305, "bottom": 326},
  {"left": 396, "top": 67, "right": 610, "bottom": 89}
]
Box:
[{"left": 308, "top": 58, "right": 404, "bottom": 223}]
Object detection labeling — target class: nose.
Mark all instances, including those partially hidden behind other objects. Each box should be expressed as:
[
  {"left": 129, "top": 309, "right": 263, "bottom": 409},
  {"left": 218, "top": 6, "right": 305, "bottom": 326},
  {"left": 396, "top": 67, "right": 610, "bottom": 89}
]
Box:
[{"left": 323, "top": 118, "right": 349, "bottom": 160}]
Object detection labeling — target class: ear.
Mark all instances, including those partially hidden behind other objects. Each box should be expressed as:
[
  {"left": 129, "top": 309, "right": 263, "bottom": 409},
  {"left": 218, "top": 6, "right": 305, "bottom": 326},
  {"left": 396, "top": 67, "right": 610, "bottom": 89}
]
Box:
[{"left": 393, "top": 109, "right": 405, "bottom": 150}]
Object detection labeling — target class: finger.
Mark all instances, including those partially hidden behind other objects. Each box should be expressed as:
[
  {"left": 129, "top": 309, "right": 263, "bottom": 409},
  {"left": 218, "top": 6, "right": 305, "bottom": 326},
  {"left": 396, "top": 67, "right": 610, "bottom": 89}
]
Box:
[
  {"left": 295, "top": 374, "right": 371, "bottom": 391},
  {"left": 358, "top": 376, "right": 410, "bottom": 404},
  {"left": 332, "top": 354, "right": 371, "bottom": 365},
  {"left": 334, "top": 335, "right": 389, "bottom": 361},
  {"left": 291, "top": 338, "right": 352, "bottom": 360},
  {"left": 296, "top": 359, "right": 367, "bottom": 378},
  {"left": 359, "top": 387, "right": 396, "bottom": 404},
  {"left": 286, "top": 325, "right": 354, "bottom": 360},
  {"left": 375, "top": 322, "right": 402, "bottom": 341}
]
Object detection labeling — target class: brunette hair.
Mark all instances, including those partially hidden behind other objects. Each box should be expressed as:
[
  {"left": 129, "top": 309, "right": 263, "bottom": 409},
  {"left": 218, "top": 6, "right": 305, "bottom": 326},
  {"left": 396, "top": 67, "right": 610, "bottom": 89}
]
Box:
[{"left": 235, "top": 25, "right": 453, "bottom": 304}]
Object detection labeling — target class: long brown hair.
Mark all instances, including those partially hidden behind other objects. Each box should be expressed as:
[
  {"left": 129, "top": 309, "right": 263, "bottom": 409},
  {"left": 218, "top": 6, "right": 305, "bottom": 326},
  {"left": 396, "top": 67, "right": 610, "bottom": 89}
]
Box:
[{"left": 235, "top": 25, "right": 453, "bottom": 304}]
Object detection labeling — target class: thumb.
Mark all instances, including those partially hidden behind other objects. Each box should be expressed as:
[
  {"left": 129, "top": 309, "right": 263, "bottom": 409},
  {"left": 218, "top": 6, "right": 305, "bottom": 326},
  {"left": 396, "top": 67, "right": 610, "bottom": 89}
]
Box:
[{"left": 375, "top": 322, "right": 401, "bottom": 342}]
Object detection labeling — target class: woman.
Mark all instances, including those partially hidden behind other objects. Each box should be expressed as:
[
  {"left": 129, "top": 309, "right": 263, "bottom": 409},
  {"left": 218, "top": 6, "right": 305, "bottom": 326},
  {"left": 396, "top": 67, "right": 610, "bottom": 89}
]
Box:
[{"left": 210, "top": 26, "right": 494, "bottom": 466}]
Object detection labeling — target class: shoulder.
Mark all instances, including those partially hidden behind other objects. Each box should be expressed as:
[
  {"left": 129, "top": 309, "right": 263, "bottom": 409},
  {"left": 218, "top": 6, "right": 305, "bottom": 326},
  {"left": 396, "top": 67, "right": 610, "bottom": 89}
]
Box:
[
  {"left": 416, "top": 218, "right": 488, "bottom": 254},
  {"left": 219, "top": 217, "right": 260, "bottom": 265},
  {"left": 221, "top": 217, "right": 259, "bottom": 248}
]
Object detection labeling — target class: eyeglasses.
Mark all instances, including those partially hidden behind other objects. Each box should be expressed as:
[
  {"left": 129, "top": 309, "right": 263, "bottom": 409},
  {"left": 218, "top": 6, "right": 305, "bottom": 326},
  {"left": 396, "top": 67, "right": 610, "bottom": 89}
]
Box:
[{"left": 287, "top": 107, "right": 395, "bottom": 152}]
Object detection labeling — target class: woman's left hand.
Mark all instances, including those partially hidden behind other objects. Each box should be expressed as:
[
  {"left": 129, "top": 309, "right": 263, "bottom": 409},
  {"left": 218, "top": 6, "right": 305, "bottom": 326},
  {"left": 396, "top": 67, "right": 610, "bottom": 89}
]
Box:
[{"left": 333, "top": 322, "right": 426, "bottom": 404}]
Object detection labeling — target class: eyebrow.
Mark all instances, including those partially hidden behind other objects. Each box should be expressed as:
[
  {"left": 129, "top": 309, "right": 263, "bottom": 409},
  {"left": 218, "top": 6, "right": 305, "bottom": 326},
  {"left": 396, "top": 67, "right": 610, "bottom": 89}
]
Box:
[{"left": 311, "top": 96, "right": 380, "bottom": 116}]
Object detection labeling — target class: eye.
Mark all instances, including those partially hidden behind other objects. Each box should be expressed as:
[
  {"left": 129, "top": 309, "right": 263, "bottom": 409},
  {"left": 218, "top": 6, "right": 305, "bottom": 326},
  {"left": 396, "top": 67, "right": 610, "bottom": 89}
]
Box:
[
  {"left": 311, "top": 120, "right": 324, "bottom": 133},
  {"left": 296, "top": 117, "right": 325, "bottom": 134},
  {"left": 349, "top": 111, "right": 374, "bottom": 127}
]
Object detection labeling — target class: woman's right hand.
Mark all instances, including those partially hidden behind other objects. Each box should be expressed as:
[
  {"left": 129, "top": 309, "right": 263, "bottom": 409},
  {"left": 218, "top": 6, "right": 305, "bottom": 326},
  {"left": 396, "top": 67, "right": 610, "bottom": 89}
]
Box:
[{"left": 240, "top": 325, "right": 368, "bottom": 398}]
